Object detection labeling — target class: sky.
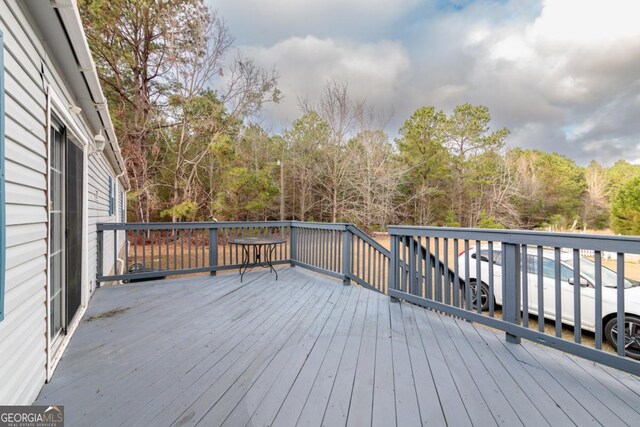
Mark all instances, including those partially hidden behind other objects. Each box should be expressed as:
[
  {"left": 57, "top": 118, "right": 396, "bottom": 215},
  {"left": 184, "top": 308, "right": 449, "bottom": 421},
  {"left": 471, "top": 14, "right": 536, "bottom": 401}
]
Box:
[{"left": 207, "top": 0, "right": 640, "bottom": 165}]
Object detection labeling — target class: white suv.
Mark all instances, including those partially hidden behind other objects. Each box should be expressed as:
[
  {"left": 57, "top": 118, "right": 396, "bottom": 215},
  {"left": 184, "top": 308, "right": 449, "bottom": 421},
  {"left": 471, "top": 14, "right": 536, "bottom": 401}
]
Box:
[{"left": 458, "top": 246, "right": 640, "bottom": 359}]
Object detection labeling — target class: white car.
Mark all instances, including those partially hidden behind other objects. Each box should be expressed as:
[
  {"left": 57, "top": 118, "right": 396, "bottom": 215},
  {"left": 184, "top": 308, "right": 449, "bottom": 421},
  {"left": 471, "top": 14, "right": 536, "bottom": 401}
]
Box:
[{"left": 458, "top": 246, "right": 640, "bottom": 359}]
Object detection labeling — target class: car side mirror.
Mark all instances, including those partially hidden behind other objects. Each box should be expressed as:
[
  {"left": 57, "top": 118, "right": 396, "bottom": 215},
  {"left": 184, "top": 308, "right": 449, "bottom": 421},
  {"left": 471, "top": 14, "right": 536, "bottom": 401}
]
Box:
[{"left": 568, "top": 277, "right": 591, "bottom": 287}]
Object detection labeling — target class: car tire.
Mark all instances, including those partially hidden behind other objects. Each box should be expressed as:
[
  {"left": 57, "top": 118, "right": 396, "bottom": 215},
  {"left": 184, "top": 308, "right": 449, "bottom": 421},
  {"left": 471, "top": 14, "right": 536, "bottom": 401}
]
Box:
[
  {"left": 469, "top": 280, "right": 491, "bottom": 312},
  {"left": 604, "top": 315, "right": 640, "bottom": 360}
]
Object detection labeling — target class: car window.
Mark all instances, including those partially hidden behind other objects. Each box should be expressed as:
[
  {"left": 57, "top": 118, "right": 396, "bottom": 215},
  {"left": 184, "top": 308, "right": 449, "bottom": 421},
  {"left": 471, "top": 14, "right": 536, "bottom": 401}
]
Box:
[
  {"left": 541, "top": 257, "right": 572, "bottom": 282},
  {"left": 526, "top": 254, "right": 538, "bottom": 274},
  {"left": 473, "top": 249, "right": 503, "bottom": 266}
]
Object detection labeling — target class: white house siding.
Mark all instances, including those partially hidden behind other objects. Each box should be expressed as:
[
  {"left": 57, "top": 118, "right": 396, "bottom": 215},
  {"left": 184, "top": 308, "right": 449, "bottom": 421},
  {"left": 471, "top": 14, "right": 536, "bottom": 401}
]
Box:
[
  {"left": 0, "top": 0, "right": 126, "bottom": 404},
  {"left": 88, "top": 154, "right": 127, "bottom": 288}
]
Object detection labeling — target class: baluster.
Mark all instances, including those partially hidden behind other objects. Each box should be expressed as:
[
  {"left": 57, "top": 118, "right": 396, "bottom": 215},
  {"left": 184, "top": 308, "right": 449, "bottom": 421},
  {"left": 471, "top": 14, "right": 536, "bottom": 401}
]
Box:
[
  {"left": 537, "top": 246, "right": 544, "bottom": 333},
  {"left": 368, "top": 244, "right": 373, "bottom": 288},
  {"left": 150, "top": 230, "right": 154, "bottom": 270},
  {"left": 488, "top": 242, "right": 495, "bottom": 317},
  {"left": 133, "top": 230, "right": 138, "bottom": 271},
  {"left": 124, "top": 230, "right": 129, "bottom": 274},
  {"left": 573, "top": 248, "right": 581, "bottom": 343},
  {"left": 210, "top": 228, "right": 218, "bottom": 276},
  {"left": 522, "top": 245, "right": 528, "bottom": 327},
  {"left": 464, "top": 240, "right": 471, "bottom": 310},
  {"left": 444, "top": 238, "right": 449, "bottom": 304},
  {"left": 409, "top": 236, "right": 416, "bottom": 295},
  {"left": 426, "top": 237, "right": 432, "bottom": 300},
  {"left": 554, "top": 247, "right": 562, "bottom": 338},
  {"left": 453, "top": 239, "right": 459, "bottom": 308},
  {"left": 594, "top": 251, "right": 602, "bottom": 349},
  {"left": 417, "top": 236, "right": 423, "bottom": 298},
  {"left": 113, "top": 230, "right": 118, "bottom": 276},
  {"left": 389, "top": 234, "right": 399, "bottom": 301},
  {"left": 163, "top": 230, "right": 168, "bottom": 270},
  {"left": 435, "top": 238, "right": 441, "bottom": 302},
  {"left": 616, "top": 253, "right": 626, "bottom": 356},
  {"left": 97, "top": 229, "right": 104, "bottom": 280}
]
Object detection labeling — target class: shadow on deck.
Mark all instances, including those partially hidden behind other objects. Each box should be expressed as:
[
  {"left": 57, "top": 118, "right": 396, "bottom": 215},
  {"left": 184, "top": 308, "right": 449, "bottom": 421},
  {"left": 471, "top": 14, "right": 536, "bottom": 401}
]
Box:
[{"left": 36, "top": 267, "right": 640, "bottom": 426}]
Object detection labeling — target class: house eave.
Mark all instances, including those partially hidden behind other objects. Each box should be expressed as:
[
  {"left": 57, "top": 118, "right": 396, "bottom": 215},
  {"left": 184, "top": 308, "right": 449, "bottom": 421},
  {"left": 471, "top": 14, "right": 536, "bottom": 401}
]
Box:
[{"left": 23, "top": 0, "right": 130, "bottom": 190}]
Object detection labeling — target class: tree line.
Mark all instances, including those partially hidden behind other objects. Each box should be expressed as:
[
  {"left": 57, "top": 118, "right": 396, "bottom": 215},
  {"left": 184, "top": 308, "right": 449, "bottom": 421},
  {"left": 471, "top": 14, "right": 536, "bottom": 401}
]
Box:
[{"left": 80, "top": 0, "right": 640, "bottom": 234}]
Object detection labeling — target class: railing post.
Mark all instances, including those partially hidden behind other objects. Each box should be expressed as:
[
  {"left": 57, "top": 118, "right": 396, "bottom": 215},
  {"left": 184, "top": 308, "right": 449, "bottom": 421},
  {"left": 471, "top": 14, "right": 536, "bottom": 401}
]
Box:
[
  {"left": 389, "top": 234, "right": 399, "bottom": 302},
  {"left": 97, "top": 229, "right": 103, "bottom": 287},
  {"left": 209, "top": 227, "right": 218, "bottom": 276},
  {"left": 342, "top": 227, "right": 351, "bottom": 286},
  {"left": 290, "top": 224, "right": 297, "bottom": 266},
  {"left": 502, "top": 242, "right": 521, "bottom": 343}
]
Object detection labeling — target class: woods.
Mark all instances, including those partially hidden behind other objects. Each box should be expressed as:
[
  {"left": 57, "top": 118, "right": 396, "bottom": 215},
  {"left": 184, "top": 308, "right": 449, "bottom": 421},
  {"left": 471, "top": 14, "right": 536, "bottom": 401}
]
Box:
[{"left": 79, "top": 0, "right": 640, "bottom": 234}]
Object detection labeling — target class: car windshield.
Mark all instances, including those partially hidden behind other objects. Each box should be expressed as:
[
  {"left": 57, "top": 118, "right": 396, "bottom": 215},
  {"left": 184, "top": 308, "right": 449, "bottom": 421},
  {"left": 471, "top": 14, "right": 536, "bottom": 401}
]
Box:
[{"left": 564, "top": 257, "right": 638, "bottom": 289}]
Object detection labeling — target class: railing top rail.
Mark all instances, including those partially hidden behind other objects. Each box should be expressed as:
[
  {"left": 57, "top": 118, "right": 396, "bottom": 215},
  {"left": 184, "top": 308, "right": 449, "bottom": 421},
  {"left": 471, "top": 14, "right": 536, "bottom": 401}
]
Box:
[
  {"left": 388, "top": 225, "right": 640, "bottom": 254},
  {"left": 347, "top": 225, "right": 390, "bottom": 258},
  {"left": 290, "top": 221, "right": 349, "bottom": 230},
  {"left": 97, "top": 220, "right": 356, "bottom": 232},
  {"left": 97, "top": 221, "right": 292, "bottom": 231}
]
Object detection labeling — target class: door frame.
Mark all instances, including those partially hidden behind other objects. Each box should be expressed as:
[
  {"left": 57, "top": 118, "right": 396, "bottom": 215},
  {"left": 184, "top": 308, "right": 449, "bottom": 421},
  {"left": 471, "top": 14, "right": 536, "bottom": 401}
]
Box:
[{"left": 45, "top": 88, "right": 90, "bottom": 380}]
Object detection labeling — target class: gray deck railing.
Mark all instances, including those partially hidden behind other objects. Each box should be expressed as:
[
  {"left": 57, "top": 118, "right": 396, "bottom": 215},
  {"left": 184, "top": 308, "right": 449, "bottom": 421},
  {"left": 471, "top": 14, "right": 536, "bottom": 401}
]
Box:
[
  {"left": 97, "top": 221, "right": 640, "bottom": 374},
  {"left": 97, "top": 221, "right": 292, "bottom": 283},
  {"left": 96, "top": 221, "right": 390, "bottom": 294},
  {"left": 387, "top": 226, "right": 640, "bottom": 375}
]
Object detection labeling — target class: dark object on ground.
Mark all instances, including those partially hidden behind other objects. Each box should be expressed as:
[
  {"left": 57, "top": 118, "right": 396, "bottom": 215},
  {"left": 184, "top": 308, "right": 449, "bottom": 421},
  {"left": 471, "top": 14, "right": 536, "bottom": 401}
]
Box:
[{"left": 124, "top": 262, "right": 166, "bottom": 283}]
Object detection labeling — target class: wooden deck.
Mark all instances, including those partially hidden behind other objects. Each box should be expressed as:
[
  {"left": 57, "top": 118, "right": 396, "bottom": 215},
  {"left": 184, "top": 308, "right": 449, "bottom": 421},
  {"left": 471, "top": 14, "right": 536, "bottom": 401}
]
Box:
[{"left": 36, "top": 267, "right": 640, "bottom": 426}]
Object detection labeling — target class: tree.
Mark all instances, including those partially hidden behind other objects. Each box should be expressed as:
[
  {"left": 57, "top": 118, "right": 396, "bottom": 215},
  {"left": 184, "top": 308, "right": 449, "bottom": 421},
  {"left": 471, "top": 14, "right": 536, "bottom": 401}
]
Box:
[
  {"left": 395, "top": 106, "right": 451, "bottom": 225},
  {"left": 581, "top": 161, "right": 609, "bottom": 229},
  {"left": 81, "top": 0, "right": 279, "bottom": 222},
  {"left": 507, "top": 149, "right": 586, "bottom": 229},
  {"left": 80, "top": 0, "right": 204, "bottom": 221},
  {"left": 611, "top": 176, "right": 640, "bottom": 235},
  {"left": 283, "top": 112, "right": 327, "bottom": 221},
  {"left": 305, "top": 81, "right": 362, "bottom": 222},
  {"left": 606, "top": 160, "right": 640, "bottom": 200},
  {"left": 442, "top": 104, "right": 510, "bottom": 227},
  {"left": 346, "top": 130, "right": 400, "bottom": 229},
  {"left": 212, "top": 166, "right": 279, "bottom": 220}
]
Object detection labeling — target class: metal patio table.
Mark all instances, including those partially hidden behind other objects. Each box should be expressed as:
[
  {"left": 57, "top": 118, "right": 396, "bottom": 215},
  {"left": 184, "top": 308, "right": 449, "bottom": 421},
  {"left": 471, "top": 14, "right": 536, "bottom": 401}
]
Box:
[{"left": 228, "top": 237, "right": 287, "bottom": 282}]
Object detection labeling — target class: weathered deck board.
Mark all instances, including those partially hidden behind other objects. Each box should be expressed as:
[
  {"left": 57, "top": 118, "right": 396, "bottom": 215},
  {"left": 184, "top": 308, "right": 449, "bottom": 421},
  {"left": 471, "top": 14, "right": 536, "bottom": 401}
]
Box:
[
  {"left": 411, "top": 304, "right": 473, "bottom": 427},
  {"left": 35, "top": 267, "right": 640, "bottom": 427},
  {"left": 399, "top": 303, "right": 446, "bottom": 426},
  {"left": 321, "top": 285, "right": 369, "bottom": 427},
  {"left": 243, "top": 285, "right": 350, "bottom": 427},
  {"left": 294, "top": 286, "right": 362, "bottom": 426},
  {"left": 99, "top": 272, "right": 320, "bottom": 426},
  {"left": 388, "top": 300, "right": 421, "bottom": 426},
  {"left": 345, "top": 291, "right": 378, "bottom": 427},
  {"left": 220, "top": 280, "right": 348, "bottom": 427},
  {"left": 41, "top": 272, "right": 282, "bottom": 401},
  {"left": 371, "top": 286, "right": 396, "bottom": 427}
]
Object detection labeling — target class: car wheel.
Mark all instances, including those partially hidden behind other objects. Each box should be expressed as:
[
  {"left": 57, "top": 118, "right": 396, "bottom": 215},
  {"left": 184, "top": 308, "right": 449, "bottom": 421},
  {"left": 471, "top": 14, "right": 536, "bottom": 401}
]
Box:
[
  {"left": 469, "top": 281, "right": 490, "bottom": 312},
  {"left": 604, "top": 315, "right": 640, "bottom": 360}
]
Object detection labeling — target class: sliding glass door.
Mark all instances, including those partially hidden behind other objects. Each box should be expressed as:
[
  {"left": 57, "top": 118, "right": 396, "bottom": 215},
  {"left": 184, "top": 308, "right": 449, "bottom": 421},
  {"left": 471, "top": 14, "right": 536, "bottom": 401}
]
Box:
[
  {"left": 49, "top": 117, "right": 84, "bottom": 348},
  {"left": 49, "top": 121, "right": 64, "bottom": 342}
]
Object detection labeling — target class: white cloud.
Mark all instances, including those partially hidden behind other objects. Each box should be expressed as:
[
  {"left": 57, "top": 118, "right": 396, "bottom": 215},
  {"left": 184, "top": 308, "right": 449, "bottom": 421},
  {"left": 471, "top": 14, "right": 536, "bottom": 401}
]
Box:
[
  {"left": 212, "top": 0, "right": 640, "bottom": 165},
  {"left": 209, "top": 0, "right": 421, "bottom": 44},
  {"left": 415, "top": 0, "right": 640, "bottom": 163},
  {"left": 242, "top": 36, "right": 410, "bottom": 124}
]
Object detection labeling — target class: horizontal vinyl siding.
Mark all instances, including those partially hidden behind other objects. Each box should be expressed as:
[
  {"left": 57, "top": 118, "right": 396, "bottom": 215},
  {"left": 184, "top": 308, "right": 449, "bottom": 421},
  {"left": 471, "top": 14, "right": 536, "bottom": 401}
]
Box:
[
  {"left": 88, "top": 154, "right": 126, "bottom": 286},
  {"left": 0, "top": 0, "right": 47, "bottom": 405},
  {"left": 0, "top": 0, "right": 127, "bottom": 403},
  {"left": 0, "top": 0, "right": 125, "bottom": 404}
]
